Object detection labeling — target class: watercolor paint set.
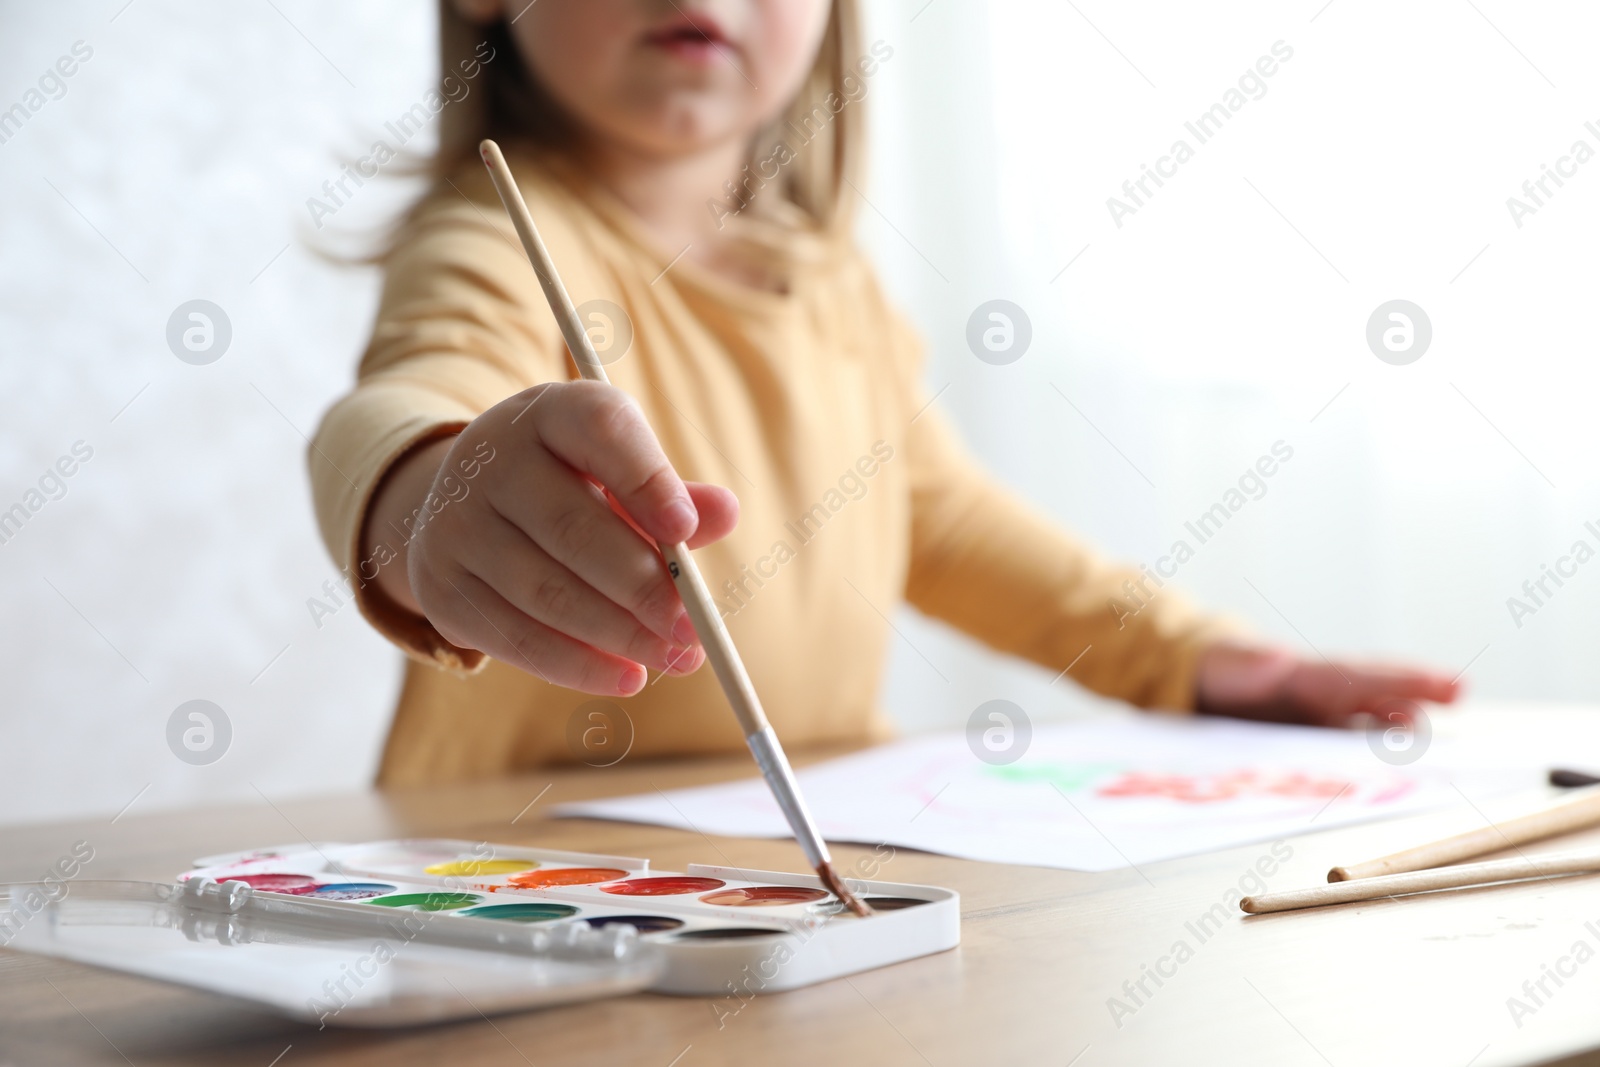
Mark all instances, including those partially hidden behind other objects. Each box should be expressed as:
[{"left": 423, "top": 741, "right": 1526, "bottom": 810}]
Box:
[{"left": 1, "top": 838, "right": 958, "bottom": 1027}]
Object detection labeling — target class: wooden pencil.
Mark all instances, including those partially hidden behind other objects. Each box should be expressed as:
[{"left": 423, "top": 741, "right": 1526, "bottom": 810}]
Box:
[
  {"left": 1243, "top": 848, "right": 1600, "bottom": 914},
  {"left": 1327, "top": 786, "right": 1600, "bottom": 882},
  {"left": 477, "top": 139, "right": 872, "bottom": 918}
]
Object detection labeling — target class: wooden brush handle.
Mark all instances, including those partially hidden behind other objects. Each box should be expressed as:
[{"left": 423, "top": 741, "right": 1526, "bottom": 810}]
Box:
[
  {"left": 1327, "top": 787, "right": 1600, "bottom": 882},
  {"left": 479, "top": 141, "right": 606, "bottom": 381},
  {"left": 657, "top": 542, "right": 771, "bottom": 735},
  {"left": 1245, "top": 849, "right": 1600, "bottom": 914}
]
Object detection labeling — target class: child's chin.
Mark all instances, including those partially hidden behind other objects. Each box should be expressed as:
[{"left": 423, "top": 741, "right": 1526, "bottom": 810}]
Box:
[{"left": 628, "top": 99, "right": 751, "bottom": 154}]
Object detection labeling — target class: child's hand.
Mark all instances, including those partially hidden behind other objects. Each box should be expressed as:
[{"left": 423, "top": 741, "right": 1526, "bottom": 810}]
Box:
[
  {"left": 1194, "top": 640, "right": 1460, "bottom": 728},
  {"left": 367, "top": 380, "right": 739, "bottom": 696}
]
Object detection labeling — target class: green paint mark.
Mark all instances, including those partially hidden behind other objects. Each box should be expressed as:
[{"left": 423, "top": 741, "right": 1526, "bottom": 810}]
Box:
[{"left": 982, "top": 762, "right": 1120, "bottom": 792}]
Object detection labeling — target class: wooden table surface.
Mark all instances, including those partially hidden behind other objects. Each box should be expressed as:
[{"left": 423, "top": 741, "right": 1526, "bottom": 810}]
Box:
[{"left": 7, "top": 711, "right": 1600, "bottom": 1067}]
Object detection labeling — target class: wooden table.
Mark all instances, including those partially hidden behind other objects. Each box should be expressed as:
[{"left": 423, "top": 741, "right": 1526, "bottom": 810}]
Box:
[{"left": 7, "top": 710, "right": 1600, "bottom": 1067}]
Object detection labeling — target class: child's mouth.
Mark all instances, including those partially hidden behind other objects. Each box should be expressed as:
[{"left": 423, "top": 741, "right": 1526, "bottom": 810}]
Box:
[{"left": 644, "top": 15, "right": 733, "bottom": 65}]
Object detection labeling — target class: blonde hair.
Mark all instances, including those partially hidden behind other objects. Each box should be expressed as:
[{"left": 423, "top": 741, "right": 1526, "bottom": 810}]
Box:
[{"left": 414, "top": 0, "right": 865, "bottom": 243}]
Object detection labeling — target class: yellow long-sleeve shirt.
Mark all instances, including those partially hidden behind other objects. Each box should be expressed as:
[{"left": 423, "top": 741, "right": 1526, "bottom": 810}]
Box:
[{"left": 309, "top": 149, "right": 1232, "bottom": 787}]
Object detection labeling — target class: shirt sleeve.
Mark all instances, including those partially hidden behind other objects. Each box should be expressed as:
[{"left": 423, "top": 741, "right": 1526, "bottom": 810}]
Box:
[
  {"left": 893, "top": 319, "right": 1243, "bottom": 711},
  {"left": 308, "top": 190, "right": 568, "bottom": 672}
]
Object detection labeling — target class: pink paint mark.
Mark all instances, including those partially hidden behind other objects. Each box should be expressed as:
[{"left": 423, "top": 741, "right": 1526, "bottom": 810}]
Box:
[
  {"left": 1097, "top": 769, "right": 1356, "bottom": 804},
  {"left": 1366, "top": 780, "right": 1418, "bottom": 805}
]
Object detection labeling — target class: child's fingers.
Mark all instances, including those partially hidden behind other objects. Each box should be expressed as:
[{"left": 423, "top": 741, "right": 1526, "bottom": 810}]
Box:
[
  {"left": 423, "top": 568, "right": 649, "bottom": 696},
  {"left": 488, "top": 446, "right": 691, "bottom": 644},
  {"left": 534, "top": 381, "right": 699, "bottom": 546},
  {"left": 1293, "top": 663, "right": 1460, "bottom": 725},
  {"left": 684, "top": 482, "right": 739, "bottom": 548},
  {"left": 1199, "top": 643, "right": 1462, "bottom": 729},
  {"left": 1315, "top": 665, "right": 1459, "bottom": 721},
  {"left": 1354, "top": 666, "right": 1461, "bottom": 706},
  {"left": 462, "top": 509, "right": 697, "bottom": 674}
]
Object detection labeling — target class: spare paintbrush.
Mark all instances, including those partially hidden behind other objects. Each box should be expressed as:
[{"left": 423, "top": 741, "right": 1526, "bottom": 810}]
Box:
[{"left": 478, "top": 138, "right": 871, "bottom": 918}]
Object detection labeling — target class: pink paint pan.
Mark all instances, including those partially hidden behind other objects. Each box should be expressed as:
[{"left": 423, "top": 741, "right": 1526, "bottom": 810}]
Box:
[
  {"left": 599, "top": 876, "right": 725, "bottom": 897},
  {"left": 219, "top": 873, "right": 319, "bottom": 894}
]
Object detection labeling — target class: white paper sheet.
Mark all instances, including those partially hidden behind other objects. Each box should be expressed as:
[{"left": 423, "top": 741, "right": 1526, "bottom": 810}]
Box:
[{"left": 556, "top": 713, "right": 1549, "bottom": 871}]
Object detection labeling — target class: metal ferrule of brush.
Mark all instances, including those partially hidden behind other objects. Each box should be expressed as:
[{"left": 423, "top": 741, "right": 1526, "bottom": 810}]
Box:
[{"left": 745, "top": 726, "right": 830, "bottom": 871}]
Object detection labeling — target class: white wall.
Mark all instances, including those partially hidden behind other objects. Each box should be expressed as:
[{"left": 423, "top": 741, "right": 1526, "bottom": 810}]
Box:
[
  {"left": 0, "top": 1, "right": 433, "bottom": 825},
  {"left": 860, "top": 0, "right": 1600, "bottom": 733},
  {"left": 4, "top": 1, "right": 1598, "bottom": 826}
]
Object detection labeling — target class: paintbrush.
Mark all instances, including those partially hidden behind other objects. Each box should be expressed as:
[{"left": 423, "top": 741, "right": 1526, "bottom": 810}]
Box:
[
  {"left": 478, "top": 139, "right": 872, "bottom": 918},
  {"left": 1326, "top": 784, "right": 1600, "bottom": 882},
  {"left": 1242, "top": 848, "right": 1600, "bottom": 914}
]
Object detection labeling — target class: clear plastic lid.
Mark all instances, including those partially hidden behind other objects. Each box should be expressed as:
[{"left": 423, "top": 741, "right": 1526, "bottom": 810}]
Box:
[{"left": 1, "top": 878, "right": 664, "bottom": 1028}]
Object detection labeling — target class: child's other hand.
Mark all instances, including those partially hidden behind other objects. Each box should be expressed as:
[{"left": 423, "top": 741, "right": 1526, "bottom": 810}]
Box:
[
  {"left": 371, "top": 380, "right": 739, "bottom": 696},
  {"left": 1194, "top": 640, "right": 1460, "bottom": 728}
]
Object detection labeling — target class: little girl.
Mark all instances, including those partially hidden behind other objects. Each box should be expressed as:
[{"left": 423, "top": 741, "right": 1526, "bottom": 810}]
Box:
[{"left": 311, "top": 0, "right": 1457, "bottom": 787}]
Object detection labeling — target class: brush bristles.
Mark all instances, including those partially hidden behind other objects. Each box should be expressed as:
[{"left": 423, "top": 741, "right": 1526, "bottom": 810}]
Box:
[{"left": 817, "top": 861, "right": 873, "bottom": 917}]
